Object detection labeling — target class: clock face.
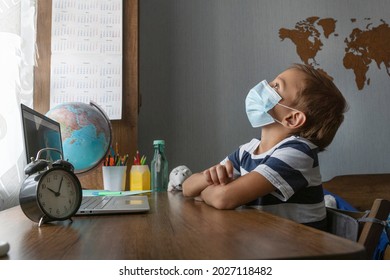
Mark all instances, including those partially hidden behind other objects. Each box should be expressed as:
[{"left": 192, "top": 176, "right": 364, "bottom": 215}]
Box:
[{"left": 37, "top": 169, "right": 81, "bottom": 219}]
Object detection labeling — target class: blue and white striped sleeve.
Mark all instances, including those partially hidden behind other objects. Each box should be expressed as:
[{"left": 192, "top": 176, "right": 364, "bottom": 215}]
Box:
[{"left": 254, "top": 140, "right": 321, "bottom": 201}]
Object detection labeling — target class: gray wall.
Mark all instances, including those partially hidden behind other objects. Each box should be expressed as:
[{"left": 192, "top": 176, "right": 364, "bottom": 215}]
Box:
[{"left": 139, "top": 0, "right": 390, "bottom": 181}]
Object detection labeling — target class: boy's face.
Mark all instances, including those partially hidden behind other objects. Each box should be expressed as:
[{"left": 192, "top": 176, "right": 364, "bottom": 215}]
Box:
[{"left": 268, "top": 68, "right": 306, "bottom": 120}]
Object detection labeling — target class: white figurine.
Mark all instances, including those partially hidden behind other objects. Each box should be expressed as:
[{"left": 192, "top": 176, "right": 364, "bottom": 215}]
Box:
[{"left": 167, "top": 165, "right": 192, "bottom": 191}]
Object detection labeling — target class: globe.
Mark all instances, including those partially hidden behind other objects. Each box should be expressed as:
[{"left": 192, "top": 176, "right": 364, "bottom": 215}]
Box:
[{"left": 46, "top": 102, "right": 112, "bottom": 174}]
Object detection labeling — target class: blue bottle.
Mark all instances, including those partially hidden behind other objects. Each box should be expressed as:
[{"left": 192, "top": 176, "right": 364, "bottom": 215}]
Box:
[{"left": 151, "top": 140, "right": 168, "bottom": 191}]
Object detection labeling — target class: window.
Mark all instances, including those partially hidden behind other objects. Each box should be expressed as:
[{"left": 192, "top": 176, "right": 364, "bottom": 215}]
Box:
[{"left": 0, "top": 0, "right": 36, "bottom": 210}]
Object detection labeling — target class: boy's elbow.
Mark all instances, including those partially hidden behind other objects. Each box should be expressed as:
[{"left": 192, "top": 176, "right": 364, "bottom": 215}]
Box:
[
  {"left": 212, "top": 200, "right": 228, "bottom": 210},
  {"left": 208, "top": 195, "right": 236, "bottom": 210}
]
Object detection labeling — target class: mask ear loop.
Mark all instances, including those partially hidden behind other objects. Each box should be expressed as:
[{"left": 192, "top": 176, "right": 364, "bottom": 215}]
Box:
[
  {"left": 272, "top": 103, "right": 302, "bottom": 125},
  {"left": 273, "top": 118, "right": 283, "bottom": 125},
  {"left": 276, "top": 103, "right": 300, "bottom": 112}
]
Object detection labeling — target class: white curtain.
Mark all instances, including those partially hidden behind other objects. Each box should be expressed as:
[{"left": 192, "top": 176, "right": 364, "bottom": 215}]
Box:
[{"left": 0, "top": 0, "right": 36, "bottom": 211}]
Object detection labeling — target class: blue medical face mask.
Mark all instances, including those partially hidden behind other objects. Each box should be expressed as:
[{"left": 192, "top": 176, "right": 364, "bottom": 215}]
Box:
[{"left": 245, "top": 80, "right": 297, "bottom": 127}]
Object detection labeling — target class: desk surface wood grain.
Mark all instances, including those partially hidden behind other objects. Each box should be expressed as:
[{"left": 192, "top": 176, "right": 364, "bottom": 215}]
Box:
[{"left": 0, "top": 192, "right": 365, "bottom": 260}]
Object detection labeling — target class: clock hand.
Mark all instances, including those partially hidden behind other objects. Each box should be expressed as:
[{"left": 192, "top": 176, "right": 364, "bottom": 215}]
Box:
[
  {"left": 57, "top": 176, "right": 64, "bottom": 194},
  {"left": 47, "top": 187, "right": 59, "bottom": 196},
  {"left": 47, "top": 177, "right": 64, "bottom": 197}
]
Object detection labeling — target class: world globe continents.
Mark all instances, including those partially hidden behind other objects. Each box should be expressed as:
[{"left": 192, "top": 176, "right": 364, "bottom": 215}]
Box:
[
  {"left": 279, "top": 17, "right": 390, "bottom": 90},
  {"left": 46, "top": 102, "right": 112, "bottom": 173}
]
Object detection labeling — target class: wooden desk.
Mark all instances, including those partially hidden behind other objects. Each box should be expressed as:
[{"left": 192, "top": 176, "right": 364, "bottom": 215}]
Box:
[{"left": 0, "top": 192, "right": 365, "bottom": 260}]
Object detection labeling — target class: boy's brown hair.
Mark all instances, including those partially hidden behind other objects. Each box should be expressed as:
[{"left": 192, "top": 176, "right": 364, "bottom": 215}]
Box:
[{"left": 289, "top": 63, "right": 348, "bottom": 151}]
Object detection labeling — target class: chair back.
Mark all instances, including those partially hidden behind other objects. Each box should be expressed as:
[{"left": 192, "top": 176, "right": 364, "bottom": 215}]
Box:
[
  {"left": 326, "top": 208, "right": 365, "bottom": 241},
  {"left": 326, "top": 199, "right": 390, "bottom": 259},
  {"left": 358, "top": 199, "right": 390, "bottom": 259}
]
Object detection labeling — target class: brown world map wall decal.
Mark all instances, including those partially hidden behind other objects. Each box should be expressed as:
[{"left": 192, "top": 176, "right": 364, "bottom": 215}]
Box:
[{"left": 279, "top": 17, "right": 390, "bottom": 90}]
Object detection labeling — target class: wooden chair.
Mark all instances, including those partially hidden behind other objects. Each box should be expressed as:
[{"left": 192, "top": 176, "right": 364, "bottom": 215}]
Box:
[
  {"left": 326, "top": 198, "right": 390, "bottom": 259},
  {"left": 384, "top": 245, "right": 390, "bottom": 259},
  {"left": 323, "top": 174, "right": 390, "bottom": 259},
  {"left": 357, "top": 199, "right": 390, "bottom": 259}
]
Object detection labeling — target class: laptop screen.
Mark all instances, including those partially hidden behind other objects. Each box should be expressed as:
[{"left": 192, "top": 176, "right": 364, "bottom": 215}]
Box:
[{"left": 21, "top": 104, "right": 63, "bottom": 163}]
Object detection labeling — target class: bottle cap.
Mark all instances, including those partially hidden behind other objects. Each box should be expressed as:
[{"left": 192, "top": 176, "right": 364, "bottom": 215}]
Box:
[{"left": 153, "top": 140, "right": 165, "bottom": 146}]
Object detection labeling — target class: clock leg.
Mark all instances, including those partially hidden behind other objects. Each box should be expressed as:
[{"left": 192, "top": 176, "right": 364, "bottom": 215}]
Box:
[{"left": 38, "top": 216, "right": 49, "bottom": 227}]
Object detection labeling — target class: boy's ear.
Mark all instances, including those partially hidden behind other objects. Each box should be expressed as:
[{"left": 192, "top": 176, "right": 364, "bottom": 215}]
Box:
[{"left": 283, "top": 111, "right": 306, "bottom": 129}]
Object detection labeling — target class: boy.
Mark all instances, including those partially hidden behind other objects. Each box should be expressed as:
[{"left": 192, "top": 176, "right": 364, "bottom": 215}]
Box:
[{"left": 182, "top": 63, "right": 348, "bottom": 230}]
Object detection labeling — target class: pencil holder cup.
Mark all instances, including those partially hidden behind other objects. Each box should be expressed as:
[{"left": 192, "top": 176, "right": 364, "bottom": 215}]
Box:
[
  {"left": 102, "top": 166, "right": 127, "bottom": 191},
  {"left": 130, "top": 165, "right": 151, "bottom": 191}
]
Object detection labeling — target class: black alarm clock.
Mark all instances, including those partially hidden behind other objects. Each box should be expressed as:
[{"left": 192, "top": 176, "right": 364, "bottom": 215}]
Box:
[{"left": 19, "top": 148, "right": 82, "bottom": 226}]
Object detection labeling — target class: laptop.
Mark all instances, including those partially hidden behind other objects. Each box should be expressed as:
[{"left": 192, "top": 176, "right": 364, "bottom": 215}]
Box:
[
  {"left": 77, "top": 195, "right": 150, "bottom": 215},
  {"left": 21, "top": 104, "right": 63, "bottom": 163},
  {"left": 20, "top": 104, "right": 150, "bottom": 215}
]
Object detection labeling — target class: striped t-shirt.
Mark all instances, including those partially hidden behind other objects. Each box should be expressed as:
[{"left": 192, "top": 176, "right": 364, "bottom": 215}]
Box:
[{"left": 221, "top": 136, "right": 326, "bottom": 229}]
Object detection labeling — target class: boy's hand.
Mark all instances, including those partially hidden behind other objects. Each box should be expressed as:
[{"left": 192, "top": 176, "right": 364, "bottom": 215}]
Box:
[{"left": 203, "top": 161, "right": 233, "bottom": 186}]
